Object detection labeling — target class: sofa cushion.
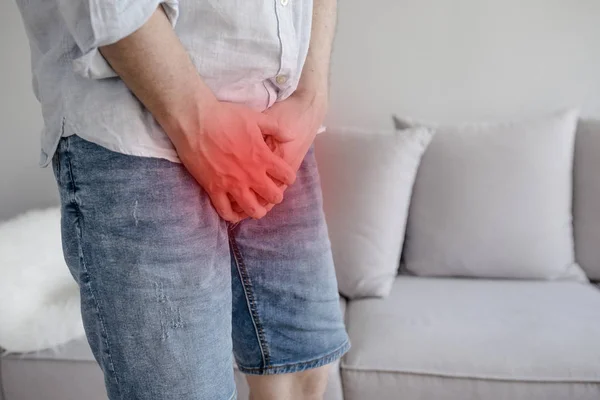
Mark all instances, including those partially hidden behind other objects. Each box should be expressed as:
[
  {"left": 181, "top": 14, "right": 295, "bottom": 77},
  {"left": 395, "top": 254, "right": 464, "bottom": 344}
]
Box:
[
  {"left": 315, "top": 127, "right": 433, "bottom": 298},
  {"left": 397, "top": 110, "right": 587, "bottom": 281},
  {"left": 342, "top": 277, "right": 600, "bottom": 400},
  {"left": 574, "top": 119, "right": 600, "bottom": 280},
  {"left": 341, "top": 369, "right": 600, "bottom": 400}
]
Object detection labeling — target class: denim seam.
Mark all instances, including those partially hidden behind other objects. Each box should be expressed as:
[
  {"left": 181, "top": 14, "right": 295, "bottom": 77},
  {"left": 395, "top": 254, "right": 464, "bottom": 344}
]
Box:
[
  {"left": 52, "top": 140, "right": 61, "bottom": 181},
  {"left": 228, "top": 226, "right": 271, "bottom": 370},
  {"left": 237, "top": 339, "right": 350, "bottom": 376},
  {"left": 228, "top": 389, "right": 237, "bottom": 400},
  {"left": 64, "top": 138, "right": 123, "bottom": 399}
]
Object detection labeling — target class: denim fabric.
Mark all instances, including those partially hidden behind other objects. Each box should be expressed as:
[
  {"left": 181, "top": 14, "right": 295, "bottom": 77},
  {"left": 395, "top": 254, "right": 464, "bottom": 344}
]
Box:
[{"left": 52, "top": 135, "right": 349, "bottom": 399}]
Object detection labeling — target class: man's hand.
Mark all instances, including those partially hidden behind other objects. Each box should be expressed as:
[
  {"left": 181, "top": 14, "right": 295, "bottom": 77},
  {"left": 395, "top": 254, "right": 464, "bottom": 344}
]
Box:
[
  {"left": 99, "top": 8, "right": 297, "bottom": 223},
  {"left": 264, "top": 92, "right": 326, "bottom": 171},
  {"left": 252, "top": 0, "right": 337, "bottom": 214},
  {"left": 229, "top": 92, "right": 326, "bottom": 214},
  {"left": 170, "top": 101, "right": 297, "bottom": 223}
]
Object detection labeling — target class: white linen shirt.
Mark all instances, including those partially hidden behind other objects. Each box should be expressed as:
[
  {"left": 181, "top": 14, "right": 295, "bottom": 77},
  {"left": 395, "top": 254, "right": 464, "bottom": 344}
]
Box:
[{"left": 16, "top": 0, "right": 313, "bottom": 166}]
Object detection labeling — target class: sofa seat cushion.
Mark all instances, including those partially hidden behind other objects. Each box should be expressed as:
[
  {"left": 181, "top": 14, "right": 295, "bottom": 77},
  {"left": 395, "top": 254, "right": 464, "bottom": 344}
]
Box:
[
  {"left": 342, "top": 277, "right": 600, "bottom": 400},
  {"left": 1, "top": 337, "right": 103, "bottom": 400},
  {"left": 2, "top": 336, "right": 95, "bottom": 362}
]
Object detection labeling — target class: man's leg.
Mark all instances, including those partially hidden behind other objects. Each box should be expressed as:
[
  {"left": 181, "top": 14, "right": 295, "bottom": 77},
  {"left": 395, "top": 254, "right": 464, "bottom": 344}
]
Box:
[
  {"left": 229, "top": 145, "right": 350, "bottom": 400},
  {"left": 53, "top": 135, "right": 235, "bottom": 400},
  {"left": 246, "top": 366, "right": 331, "bottom": 400}
]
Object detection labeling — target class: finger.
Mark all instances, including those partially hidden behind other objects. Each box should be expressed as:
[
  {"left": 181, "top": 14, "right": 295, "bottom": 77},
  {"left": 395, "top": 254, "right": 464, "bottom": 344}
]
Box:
[
  {"left": 250, "top": 175, "right": 284, "bottom": 205},
  {"left": 227, "top": 194, "right": 246, "bottom": 214},
  {"left": 251, "top": 192, "right": 271, "bottom": 208},
  {"left": 257, "top": 113, "right": 294, "bottom": 142},
  {"left": 230, "top": 188, "right": 267, "bottom": 219},
  {"left": 211, "top": 191, "right": 246, "bottom": 223},
  {"left": 264, "top": 134, "right": 278, "bottom": 153},
  {"left": 264, "top": 184, "right": 288, "bottom": 212},
  {"left": 264, "top": 152, "right": 297, "bottom": 186}
]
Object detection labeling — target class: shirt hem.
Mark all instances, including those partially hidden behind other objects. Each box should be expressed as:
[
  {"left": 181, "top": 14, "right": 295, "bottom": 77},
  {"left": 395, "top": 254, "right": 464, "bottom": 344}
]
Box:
[
  {"left": 44, "top": 133, "right": 181, "bottom": 167},
  {"left": 81, "top": 135, "right": 182, "bottom": 163}
]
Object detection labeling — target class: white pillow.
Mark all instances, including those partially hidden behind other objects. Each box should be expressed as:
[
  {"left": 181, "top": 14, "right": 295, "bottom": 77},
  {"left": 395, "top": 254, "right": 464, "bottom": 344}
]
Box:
[
  {"left": 0, "top": 208, "right": 83, "bottom": 353},
  {"left": 396, "top": 110, "right": 587, "bottom": 281},
  {"left": 573, "top": 119, "right": 600, "bottom": 280},
  {"left": 315, "top": 127, "right": 434, "bottom": 298}
]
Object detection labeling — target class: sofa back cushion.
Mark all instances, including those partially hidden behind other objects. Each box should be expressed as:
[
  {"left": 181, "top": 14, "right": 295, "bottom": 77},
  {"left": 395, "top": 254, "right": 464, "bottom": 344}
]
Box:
[
  {"left": 574, "top": 119, "right": 600, "bottom": 280},
  {"left": 315, "top": 127, "right": 433, "bottom": 298},
  {"left": 398, "top": 110, "right": 587, "bottom": 281}
]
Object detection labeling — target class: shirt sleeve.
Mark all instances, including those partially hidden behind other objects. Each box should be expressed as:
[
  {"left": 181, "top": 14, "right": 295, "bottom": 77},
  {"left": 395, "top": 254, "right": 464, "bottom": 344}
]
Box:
[{"left": 57, "top": 0, "right": 179, "bottom": 79}]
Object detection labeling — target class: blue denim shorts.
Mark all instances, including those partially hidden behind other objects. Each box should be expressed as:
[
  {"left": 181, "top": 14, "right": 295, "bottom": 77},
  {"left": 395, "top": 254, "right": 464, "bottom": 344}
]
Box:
[{"left": 52, "top": 135, "right": 349, "bottom": 400}]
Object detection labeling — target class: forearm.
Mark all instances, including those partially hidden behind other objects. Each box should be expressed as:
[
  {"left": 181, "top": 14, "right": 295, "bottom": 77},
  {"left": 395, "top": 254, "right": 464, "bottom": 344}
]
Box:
[
  {"left": 295, "top": 0, "right": 337, "bottom": 110},
  {"left": 99, "top": 7, "right": 216, "bottom": 142}
]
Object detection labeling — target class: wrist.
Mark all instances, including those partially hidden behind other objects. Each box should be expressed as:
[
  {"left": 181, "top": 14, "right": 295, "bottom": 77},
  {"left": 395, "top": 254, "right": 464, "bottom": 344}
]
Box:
[
  {"left": 292, "top": 89, "right": 328, "bottom": 119},
  {"left": 161, "top": 81, "right": 219, "bottom": 144}
]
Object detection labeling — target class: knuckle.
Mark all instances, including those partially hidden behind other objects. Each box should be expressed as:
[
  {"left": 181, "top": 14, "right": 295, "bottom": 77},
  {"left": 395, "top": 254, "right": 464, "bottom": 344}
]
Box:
[
  {"left": 269, "top": 157, "right": 282, "bottom": 169},
  {"left": 207, "top": 181, "right": 221, "bottom": 194},
  {"left": 272, "top": 191, "right": 283, "bottom": 204},
  {"left": 229, "top": 186, "right": 243, "bottom": 198}
]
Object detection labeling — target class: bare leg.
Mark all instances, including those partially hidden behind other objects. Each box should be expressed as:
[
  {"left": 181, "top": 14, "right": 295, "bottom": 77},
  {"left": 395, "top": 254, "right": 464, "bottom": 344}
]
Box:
[{"left": 247, "top": 364, "right": 331, "bottom": 400}]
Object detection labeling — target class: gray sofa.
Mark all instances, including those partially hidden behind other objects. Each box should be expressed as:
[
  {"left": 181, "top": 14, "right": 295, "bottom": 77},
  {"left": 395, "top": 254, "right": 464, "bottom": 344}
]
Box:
[
  {"left": 2, "top": 118, "right": 600, "bottom": 400},
  {"left": 2, "top": 281, "right": 600, "bottom": 400}
]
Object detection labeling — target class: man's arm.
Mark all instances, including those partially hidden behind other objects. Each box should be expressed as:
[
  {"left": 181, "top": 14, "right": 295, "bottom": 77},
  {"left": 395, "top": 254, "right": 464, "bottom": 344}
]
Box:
[
  {"left": 262, "top": 0, "right": 338, "bottom": 175},
  {"left": 67, "top": 7, "right": 296, "bottom": 222},
  {"left": 98, "top": 8, "right": 215, "bottom": 143},
  {"left": 243, "top": 0, "right": 337, "bottom": 215},
  {"left": 295, "top": 0, "right": 338, "bottom": 114}
]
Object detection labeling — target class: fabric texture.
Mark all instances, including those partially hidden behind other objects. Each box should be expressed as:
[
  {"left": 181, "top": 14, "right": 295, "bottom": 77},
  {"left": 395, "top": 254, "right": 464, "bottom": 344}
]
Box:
[
  {"left": 342, "top": 276, "right": 600, "bottom": 400},
  {"left": 234, "top": 296, "right": 347, "bottom": 400},
  {"left": 52, "top": 135, "right": 348, "bottom": 399},
  {"left": 3, "top": 297, "right": 349, "bottom": 400},
  {"left": 1, "top": 355, "right": 107, "bottom": 400},
  {"left": 15, "top": 0, "right": 313, "bottom": 166},
  {"left": 315, "top": 127, "right": 434, "bottom": 298},
  {"left": 573, "top": 119, "right": 600, "bottom": 280},
  {"left": 0, "top": 208, "right": 82, "bottom": 353},
  {"left": 397, "top": 110, "right": 587, "bottom": 281},
  {"left": 342, "top": 369, "right": 600, "bottom": 400},
  {"left": 62, "top": 0, "right": 179, "bottom": 79}
]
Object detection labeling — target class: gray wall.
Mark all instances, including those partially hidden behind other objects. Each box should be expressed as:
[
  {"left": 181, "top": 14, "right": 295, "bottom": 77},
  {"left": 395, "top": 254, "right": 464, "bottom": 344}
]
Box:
[
  {"left": 328, "top": 0, "right": 600, "bottom": 127},
  {"left": 0, "top": 1, "right": 58, "bottom": 221},
  {"left": 2, "top": 0, "right": 600, "bottom": 220}
]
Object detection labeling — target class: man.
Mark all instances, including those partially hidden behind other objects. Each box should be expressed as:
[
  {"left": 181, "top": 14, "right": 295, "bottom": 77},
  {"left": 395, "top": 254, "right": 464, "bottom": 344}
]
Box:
[{"left": 16, "top": 0, "right": 349, "bottom": 399}]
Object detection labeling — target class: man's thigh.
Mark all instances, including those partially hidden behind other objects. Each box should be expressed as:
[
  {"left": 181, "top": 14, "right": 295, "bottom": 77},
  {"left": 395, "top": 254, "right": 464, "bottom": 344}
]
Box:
[
  {"left": 53, "top": 135, "right": 235, "bottom": 400},
  {"left": 229, "top": 146, "right": 350, "bottom": 376}
]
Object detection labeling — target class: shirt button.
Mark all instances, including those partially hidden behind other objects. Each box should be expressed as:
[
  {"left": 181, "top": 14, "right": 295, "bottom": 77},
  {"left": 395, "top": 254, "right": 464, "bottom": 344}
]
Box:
[
  {"left": 281, "top": 0, "right": 289, "bottom": 5},
  {"left": 275, "top": 75, "right": 288, "bottom": 85}
]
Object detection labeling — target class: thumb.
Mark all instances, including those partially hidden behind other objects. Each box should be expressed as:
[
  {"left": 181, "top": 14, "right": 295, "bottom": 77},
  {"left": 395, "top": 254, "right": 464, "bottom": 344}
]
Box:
[{"left": 258, "top": 114, "right": 294, "bottom": 142}]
